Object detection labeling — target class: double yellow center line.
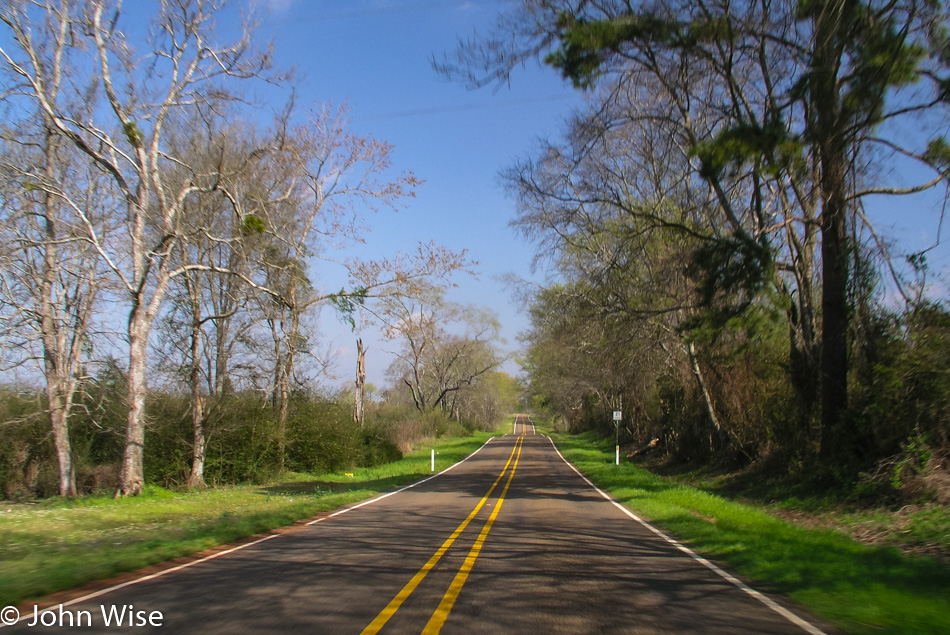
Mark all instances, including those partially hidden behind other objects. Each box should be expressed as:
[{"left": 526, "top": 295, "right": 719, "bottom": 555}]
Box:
[{"left": 361, "top": 433, "right": 526, "bottom": 634}]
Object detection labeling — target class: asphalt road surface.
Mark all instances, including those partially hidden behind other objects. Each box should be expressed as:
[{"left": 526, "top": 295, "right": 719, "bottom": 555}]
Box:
[{"left": 4, "top": 416, "right": 831, "bottom": 634}]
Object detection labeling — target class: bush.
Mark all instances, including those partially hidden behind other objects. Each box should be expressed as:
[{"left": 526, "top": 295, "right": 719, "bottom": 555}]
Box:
[
  {"left": 359, "top": 424, "right": 403, "bottom": 467},
  {"left": 0, "top": 390, "right": 54, "bottom": 499},
  {"left": 850, "top": 302, "right": 950, "bottom": 486},
  {"left": 1, "top": 383, "right": 478, "bottom": 500},
  {"left": 143, "top": 393, "right": 191, "bottom": 488},
  {"left": 286, "top": 399, "right": 360, "bottom": 474},
  {"left": 203, "top": 395, "right": 282, "bottom": 485}
]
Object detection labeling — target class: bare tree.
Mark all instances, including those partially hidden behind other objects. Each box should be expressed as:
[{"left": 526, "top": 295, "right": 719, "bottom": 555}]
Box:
[
  {"left": 383, "top": 294, "right": 502, "bottom": 414},
  {"left": 149, "top": 101, "right": 470, "bottom": 478},
  {"left": 0, "top": 3, "right": 120, "bottom": 495},
  {"left": 1, "top": 0, "right": 280, "bottom": 495},
  {"left": 236, "top": 105, "right": 468, "bottom": 459},
  {"left": 154, "top": 114, "right": 280, "bottom": 489},
  {"left": 0, "top": 133, "right": 111, "bottom": 497}
]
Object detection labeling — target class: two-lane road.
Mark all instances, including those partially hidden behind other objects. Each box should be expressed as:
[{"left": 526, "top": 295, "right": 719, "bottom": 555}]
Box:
[{"left": 5, "top": 416, "right": 830, "bottom": 633}]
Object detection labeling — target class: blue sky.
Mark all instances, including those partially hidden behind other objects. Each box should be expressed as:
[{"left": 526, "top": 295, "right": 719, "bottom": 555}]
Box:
[
  {"left": 2, "top": 1, "right": 945, "bottom": 392},
  {"left": 257, "top": 0, "right": 586, "bottom": 387},
  {"left": 256, "top": 0, "right": 949, "bottom": 389}
]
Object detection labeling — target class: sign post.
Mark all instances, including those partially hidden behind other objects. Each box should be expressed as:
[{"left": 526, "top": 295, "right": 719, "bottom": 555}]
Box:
[{"left": 612, "top": 411, "right": 622, "bottom": 465}]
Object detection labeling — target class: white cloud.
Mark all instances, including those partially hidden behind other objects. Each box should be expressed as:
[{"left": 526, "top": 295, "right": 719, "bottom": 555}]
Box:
[{"left": 267, "top": 0, "right": 294, "bottom": 14}]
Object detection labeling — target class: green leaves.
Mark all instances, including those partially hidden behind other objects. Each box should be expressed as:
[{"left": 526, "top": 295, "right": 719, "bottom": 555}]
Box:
[
  {"left": 798, "top": 0, "right": 928, "bottom": 127},
  {"left": 844, "top": 17, "right": 925, "bottom": 125},
  {"left": 544, "top": 13, "right": 610, "bottom": 89},
  {"left": 239, "top": 214, "right": 266, "bottom": 235},
  {"left": 330, "top": 286, "right": 368, "bottom": 330},
  {"left": 545, "top": 11, "right": 681, "bottom": 88},
  {"left": 691, "top": 120, "right": 804, "bottom": 179},
  {"left": 545, "top": 10, "right": 737, "bottom": 89},
  {"left": 122, "top": 121, "right": 144, "bottom": 148},
  {"left": 923, "top": 137, "right": 950, "bottom": 170},
  {"left": 680, "top": 235, "right": 776, "bottom": 339}
]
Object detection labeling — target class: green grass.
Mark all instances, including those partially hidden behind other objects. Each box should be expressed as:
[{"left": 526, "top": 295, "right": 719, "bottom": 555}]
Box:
[
  {"left": 547, "top": 429, "right": 950, "bottom": 635},
  {"left": 656, "top": 459, "right": 950, "bottom": 562},
  {"left": 0, "top": 426, "right": 504, "bottom": 607}
]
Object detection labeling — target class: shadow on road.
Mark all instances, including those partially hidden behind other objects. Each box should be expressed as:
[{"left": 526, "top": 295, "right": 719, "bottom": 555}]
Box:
[{"left": 258, "top": 473, "right": 431, "bottom": 498}]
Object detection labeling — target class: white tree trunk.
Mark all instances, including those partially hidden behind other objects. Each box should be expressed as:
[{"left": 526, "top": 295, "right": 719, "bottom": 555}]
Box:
[
  {"left": 119, "top": 304, "right": 151, "bottom": 496},
  {"left": 354, "top": 338, "right": 366, "bottom": 425}
]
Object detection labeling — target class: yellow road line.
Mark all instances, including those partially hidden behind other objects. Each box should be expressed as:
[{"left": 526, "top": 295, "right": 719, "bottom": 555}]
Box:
[
  {"left": 422, "top": 434, "right": 524, "bottom": 634},
  {"left": 360, "top": 435, "right": 525, "bottom": 635}
]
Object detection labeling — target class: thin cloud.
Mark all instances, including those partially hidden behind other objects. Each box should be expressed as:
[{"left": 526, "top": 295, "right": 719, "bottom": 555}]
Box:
[{"left": 267, "top": 0, "right": 294, "bottom": 15}]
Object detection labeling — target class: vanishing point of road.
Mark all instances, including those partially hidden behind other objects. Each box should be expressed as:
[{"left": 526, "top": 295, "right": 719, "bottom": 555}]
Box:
[{"left": 4, "top": 416, "right": 833, "bottom": 634}]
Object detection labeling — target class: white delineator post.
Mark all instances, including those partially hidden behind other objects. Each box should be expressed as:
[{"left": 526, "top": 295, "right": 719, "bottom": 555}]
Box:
[
  {"left": 612, "top": 411, "right": 622, "bottom": 466},
  {"left": 431, "top": 449, "right": 435, "bottom": 472}
]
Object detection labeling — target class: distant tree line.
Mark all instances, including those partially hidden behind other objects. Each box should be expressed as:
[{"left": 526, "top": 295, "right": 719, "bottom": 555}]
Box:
[
  {"left": 0, "top": 0, "right": 513, "bottom": 500},
  {"left": 442, "top": 0, "right": 949, "bottom": 483}
]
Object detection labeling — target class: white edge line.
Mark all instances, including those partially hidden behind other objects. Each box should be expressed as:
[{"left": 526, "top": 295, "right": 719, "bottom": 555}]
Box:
[
  {"left": 544, "top": 436, "right": 827, "bottom": 635},
  {"left": 2, "top": 533, "right": 280, "bottom": 627},
  {"left": 3, "top": 437, "right": 499, "bottom": 628}
]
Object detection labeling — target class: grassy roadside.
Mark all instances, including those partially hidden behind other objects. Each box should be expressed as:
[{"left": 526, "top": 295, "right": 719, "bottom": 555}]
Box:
[
  {"left": 648, "top": 459, "right": 950, "bottom": 565},
  {"left": 0, "top": 425, "right": 506, "bottom": 608},
  {"left": 547, "top": 428, "right": 950, "bottom": 635}
]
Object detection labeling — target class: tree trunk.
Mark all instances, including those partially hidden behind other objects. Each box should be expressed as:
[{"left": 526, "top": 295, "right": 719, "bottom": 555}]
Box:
[
  {"left": 214, "top": 315, "right": 231, "bottom": 397},
  {"left": 274, "top": 309, "right": 298, "bottom": 473},
  {"left": 40, "top": 126, "right": 76, "bottom": 497},
  {"left": 812, "top": 1, "right": 852, "bottom": 462},
  {"left": 819, "top": 167, "right": 851, "bottom": 460},
  {"left": 119, "top": 311, "right": 149, "bottom": 496},
  {"left": 188, "top": 394, "right": 206, "bottom": 489},
  {"left": 354, "top": 338, "right": 366, "bottom": 425},
  {"left": 46, "top": 382, "right": 76, "bottom": 497},
  {"left": 187, "top": 305, "right": 206, "bottom": 489},
  {"left": 276, "top": 347, "right": 289, "bottom": 472},
  {"left": 785, "top": 185, "right": 821, "bottom": 438},
  {"left": 687, "top": 341, "right": 722, "bottom": 436}
]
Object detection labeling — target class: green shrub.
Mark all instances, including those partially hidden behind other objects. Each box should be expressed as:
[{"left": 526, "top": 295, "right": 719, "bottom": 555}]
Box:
[
  {"left": 359, "top": 424, "right": 403, "bottom": 467},
  {"left": 2, "top": 383, "right": 484, "bottom": 500},
  {"left": 204, "top": 396, "right": 281, "bottom": 485},
  {"left": 285, "top": 399, "right": 360, "bottom": 474},
  {"left": 0, "top": 389, "right": 54, "bottom": 499},
  {"left": 143, "top": 393, "right": 191, "bottom": 488}
]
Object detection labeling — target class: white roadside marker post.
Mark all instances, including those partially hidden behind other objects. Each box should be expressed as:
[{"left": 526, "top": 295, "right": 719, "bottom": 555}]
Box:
[
  {"left": 612, "top": 410, "right": 622, "bottom": 465},
  {"left": 431, "top": 449, "right": 435, "bottom": 472}
]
